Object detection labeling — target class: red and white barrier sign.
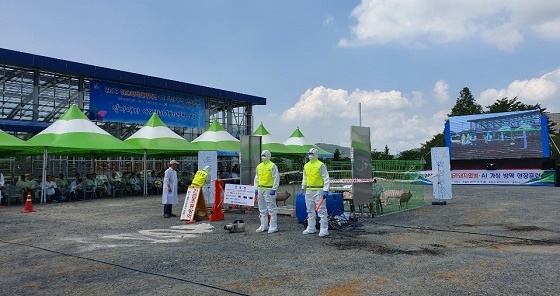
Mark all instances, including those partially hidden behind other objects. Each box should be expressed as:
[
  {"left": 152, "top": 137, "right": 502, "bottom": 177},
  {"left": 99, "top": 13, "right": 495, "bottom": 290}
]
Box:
[{"left": 180, "top": 187, "right": 200, "bottom": 221}]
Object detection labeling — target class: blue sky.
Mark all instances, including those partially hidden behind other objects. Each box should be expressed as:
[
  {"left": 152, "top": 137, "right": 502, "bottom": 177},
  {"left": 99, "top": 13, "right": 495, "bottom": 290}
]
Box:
[{"left": 2, "top": 0, "right": 560, "bottom": 154}]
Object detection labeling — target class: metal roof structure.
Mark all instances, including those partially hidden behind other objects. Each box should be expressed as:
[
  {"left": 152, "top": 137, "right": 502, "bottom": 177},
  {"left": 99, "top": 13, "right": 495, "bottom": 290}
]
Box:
[
  {"left": 0, "top": 47, "right": 266, "bottom": 140},
  {"left": 467, "top": 110, "right": 541, "bottom": 132}
]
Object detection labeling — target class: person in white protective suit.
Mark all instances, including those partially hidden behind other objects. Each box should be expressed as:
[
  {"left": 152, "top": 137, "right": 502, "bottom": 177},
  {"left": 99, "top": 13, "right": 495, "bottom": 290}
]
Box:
[
  {"left": 253, "top": 150, "right": 280, "bottom": 233},
  {"left": 300, "top": 147, "right": 330, "bottom": 237},
  {"left": 0, "top": 171, "right": 5, "bottom": 207},
  {"left": 162, "top": 160, "right": 179, "bottom": 218}
]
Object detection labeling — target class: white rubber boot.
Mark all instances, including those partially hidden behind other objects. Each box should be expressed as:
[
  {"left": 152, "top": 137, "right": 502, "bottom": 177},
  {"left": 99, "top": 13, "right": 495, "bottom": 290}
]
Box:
[
  {"left": 302, "top": 217, "right": 317, "bottom": 234},
  {"left": 318, "top": 217, "right": 329, "bottom": 237},
  {"left": 255, "top": 215, "right": 269, "bottom": 233},
  {"left": 267, "top": 214, "right": 278, "bottom": 233}
]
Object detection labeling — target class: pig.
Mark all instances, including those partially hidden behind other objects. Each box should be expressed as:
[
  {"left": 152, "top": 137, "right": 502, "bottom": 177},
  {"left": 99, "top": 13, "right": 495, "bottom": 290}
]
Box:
[
  {"left": 381, "top": 189, "right": 412, "bottom": 209},
  {"left": 398, "top": 190, "right": 412, "bottom": 209}
]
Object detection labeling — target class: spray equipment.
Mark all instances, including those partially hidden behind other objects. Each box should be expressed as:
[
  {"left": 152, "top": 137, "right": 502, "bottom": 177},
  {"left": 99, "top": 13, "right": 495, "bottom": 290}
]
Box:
[{"left": 224, "top": 220, "right": 246, "bottom": 233}]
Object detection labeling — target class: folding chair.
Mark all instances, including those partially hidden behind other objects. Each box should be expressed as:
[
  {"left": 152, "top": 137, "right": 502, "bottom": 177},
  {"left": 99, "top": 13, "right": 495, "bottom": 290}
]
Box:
[
  {"left": 6, "top": 184, "right": 23, "bottom": 206},
  {"left": 85, "top": 185, "right": 97, "bottom": 199}
]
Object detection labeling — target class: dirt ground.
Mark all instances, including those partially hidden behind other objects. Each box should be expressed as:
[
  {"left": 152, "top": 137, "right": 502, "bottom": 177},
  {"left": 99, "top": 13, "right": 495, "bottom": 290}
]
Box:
[{"left": 1, "top": 185, "right": 560, "bottom": 296}]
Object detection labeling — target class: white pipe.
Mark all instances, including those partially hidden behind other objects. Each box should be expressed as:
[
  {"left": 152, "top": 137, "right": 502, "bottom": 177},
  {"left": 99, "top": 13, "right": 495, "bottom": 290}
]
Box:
[
  {"left": 359, "top": 103, "right": 362, "bottom": 126},
  {"left": 41, "top": 146, "right": 48, "bottom": 204},
  {"left": 143, "top": 149, "right": 148, "bottom": 196}
]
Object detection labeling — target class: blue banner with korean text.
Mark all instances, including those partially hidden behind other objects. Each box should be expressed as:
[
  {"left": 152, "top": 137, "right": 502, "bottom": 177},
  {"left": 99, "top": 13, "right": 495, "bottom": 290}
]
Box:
[{"left": 89, "top": 80, "right": 205, "bottom": 128}]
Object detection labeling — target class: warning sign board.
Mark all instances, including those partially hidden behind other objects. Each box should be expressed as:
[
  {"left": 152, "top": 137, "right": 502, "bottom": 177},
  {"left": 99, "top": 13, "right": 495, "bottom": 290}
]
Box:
[
  {"left": 224, "top": 184, "right": 256, "bottom": 207},
  {"left": 180, "top": 186, "right": 209, "bottom": 222}
]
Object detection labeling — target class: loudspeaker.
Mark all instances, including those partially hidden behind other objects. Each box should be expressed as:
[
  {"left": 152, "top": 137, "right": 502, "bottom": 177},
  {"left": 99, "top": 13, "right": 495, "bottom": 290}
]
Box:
[
  {"left": 541, "top": 158, "right": 556, "bottom": 170},
  {"left": 486, "top": 163, "right": 497, "bottom": 170}
]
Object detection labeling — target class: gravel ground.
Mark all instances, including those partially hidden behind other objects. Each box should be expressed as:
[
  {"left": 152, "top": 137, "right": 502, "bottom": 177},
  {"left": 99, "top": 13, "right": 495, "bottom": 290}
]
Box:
[{"left": 1, "top": 185, "right": 560, "bottom": 296}]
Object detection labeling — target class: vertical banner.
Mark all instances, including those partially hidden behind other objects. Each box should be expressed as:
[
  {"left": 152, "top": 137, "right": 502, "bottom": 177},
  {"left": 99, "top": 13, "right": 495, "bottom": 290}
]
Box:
[
  {"left": 198, "top": 151, "right": 218, "bottom": 205},
  {"left": 240, "top": 135, "right": 261, "bottom": 185},
  {"left": 351, "top": 126, "right": 373, "bottom": 206},
  {"left": 431, "top": 147, "right": 452, "bottom": 200}
]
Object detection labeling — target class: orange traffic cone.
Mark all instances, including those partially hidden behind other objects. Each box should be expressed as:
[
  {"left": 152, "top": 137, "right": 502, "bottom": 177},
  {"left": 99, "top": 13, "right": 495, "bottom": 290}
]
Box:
[{"left": 21, "top": 191, "right": 35, "bottom": 213}]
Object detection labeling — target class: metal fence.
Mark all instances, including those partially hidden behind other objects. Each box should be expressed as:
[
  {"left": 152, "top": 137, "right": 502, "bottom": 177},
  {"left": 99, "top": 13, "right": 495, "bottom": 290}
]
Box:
[{"left": 273, "top": 159, "right": 425, "bottom": 217}]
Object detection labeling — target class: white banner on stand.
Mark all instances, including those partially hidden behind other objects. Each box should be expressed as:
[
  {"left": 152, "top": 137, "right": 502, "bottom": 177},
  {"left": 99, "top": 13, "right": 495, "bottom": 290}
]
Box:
[
  {"left": 431, "top": 147, "right": 453, "bottom": 200},
  {"left": 224, "top": 183, "right": 255, "bottom": 207},
  {"left": 198, "top": 151, "right": 217, "bottom": 205}
]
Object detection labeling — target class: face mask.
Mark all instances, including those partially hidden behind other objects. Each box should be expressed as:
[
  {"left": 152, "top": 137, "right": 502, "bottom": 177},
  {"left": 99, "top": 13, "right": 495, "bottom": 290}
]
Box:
[
  {"left": 261, "top": 156, "right": 268, "bottom": 162},
  {"left": 308, "top": 153, "right": 316, "bottom": 160}
]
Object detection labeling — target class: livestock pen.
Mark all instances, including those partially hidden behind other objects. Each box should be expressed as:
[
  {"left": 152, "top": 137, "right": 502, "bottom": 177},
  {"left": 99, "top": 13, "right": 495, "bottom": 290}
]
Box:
[
  {"left": 370, "top": 160, "right": 426, "bottom": 216},
  {"left": 273, "top": 159, "right": 426, "bottom": 218}
]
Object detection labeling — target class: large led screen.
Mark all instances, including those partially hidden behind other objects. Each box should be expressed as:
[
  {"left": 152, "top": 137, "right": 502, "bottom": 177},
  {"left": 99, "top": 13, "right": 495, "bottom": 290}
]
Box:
[{"left": 446, "top": 110, "right": 550, "bottom": 160}]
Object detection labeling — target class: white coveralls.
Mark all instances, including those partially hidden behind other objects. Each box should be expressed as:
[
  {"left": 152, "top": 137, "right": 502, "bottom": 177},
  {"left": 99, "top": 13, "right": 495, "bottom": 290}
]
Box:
[
  {"left": 302, "top": 148, "right": 330, "bottom": 237},
  {"left": 254, "top": 150, "right": 280, "bottom": 233}
]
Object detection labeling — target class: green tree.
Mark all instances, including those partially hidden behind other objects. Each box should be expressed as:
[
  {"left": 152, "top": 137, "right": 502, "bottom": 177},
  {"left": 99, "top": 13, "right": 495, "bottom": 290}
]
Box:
[
  {"left": 333, "top": 149, "right": 340, "bottom": 161},
  {"left": 486, "top": 97, "right": 529, "bottom": 113},
  {"left": 371, "top": 145, "right": 393, "bottom": 160},
  {"left": 419, "top": 132, "right": 446, "bottom": 169},
  {"left": 397, "top": 148, "right": 423, "bottom": 160},
  {"left": 486, "top": 96, "right": 556, "bottom": 135},
  {"left": 449, "top": 87, "right": 483, "bottom": 116}
]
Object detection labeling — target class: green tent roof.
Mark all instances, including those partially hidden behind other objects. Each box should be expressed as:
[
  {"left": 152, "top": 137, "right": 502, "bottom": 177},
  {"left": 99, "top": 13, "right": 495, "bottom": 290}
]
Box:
[
  {"left": 253, "top": 123, "right": 298, "bottom": 156},
  {"left": 192, "top": 120, "right": 240, "bottom": 153},
  {"left": 283, "top": 127, "right": 333, "bottom": 158},
  {"left": 0, "top": 129, "right": 34, "bottom": 156},
  {"left": 125, "top": 113, "right": 198, "bottom": 157},
  {"left": 26, "top": 105, "right": 142, "bottom": 157}
]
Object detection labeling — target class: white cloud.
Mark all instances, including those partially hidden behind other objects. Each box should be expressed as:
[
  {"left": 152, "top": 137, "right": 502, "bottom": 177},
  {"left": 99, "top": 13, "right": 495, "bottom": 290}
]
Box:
[
  {"left": 407, "top": 91, "right": 423, "bottom": 109},
  {"left": 480, "top": 23, "right": 524, "bottom": 53},
  {"left": 278, "top": 85, "right": 444, "bottom": 153},
  {"left": 281, "top": 86, "right": 411, "bottom": 122},
  {"left": 339, "top": 0, "right": 560, "bottom": 51},
  {"left": 432, "top": 80, "right": 450, "bottom": 103},
  {"left": 323, "top": 15, "right": 334, "bottom": 25},
  {"left": 478, "top": 68, "right": 560, "bottom": 109},
  {"left": 281, "top": 87, "right": 350, "bottom": 121},
  {"left": 433, "top": 110, "right": 449, "bottom": 121},
  {"left": 532, "top": 18, "right": 560, "bottom": 39}
]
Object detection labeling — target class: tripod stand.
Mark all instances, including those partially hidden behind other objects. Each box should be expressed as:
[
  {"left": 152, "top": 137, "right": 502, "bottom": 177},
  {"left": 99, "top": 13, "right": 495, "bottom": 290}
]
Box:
[{"left": 432, "top": 162, "right": 451, "bottom": 205}]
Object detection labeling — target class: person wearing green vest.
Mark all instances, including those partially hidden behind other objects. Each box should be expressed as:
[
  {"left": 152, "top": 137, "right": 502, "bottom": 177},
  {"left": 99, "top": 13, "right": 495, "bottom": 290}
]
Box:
[
  {"left": 253, "top": 150, "right": 280, "bottom": 233},
  {"left": 300, "top": 147, "right": 330, "bottom": 237},
  {"left": 191, "top": 166, "right": 211, "bottom": 187}
]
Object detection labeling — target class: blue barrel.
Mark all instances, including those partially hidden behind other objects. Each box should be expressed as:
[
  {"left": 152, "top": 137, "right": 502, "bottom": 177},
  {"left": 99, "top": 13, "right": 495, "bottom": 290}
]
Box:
[
  {"left": 295, "top": 193, "right": 307, "bottom": 223},
  {"left": 326, "top": 193, "right": 344, "bottom": 216}
]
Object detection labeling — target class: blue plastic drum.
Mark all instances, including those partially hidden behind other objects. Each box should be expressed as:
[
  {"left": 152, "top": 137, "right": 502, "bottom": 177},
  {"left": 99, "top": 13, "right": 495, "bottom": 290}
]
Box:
[
  {"left": 296, "top": 192, "right": 344, "bottom": 223},
  {"left": 295, "top": 193, "right": 307, "bottom": 223},
  {"left": 326, "top": 193, "right": 344, "bottom": 216}
]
